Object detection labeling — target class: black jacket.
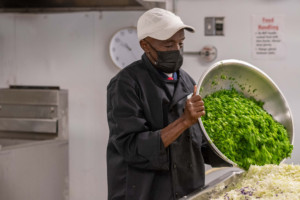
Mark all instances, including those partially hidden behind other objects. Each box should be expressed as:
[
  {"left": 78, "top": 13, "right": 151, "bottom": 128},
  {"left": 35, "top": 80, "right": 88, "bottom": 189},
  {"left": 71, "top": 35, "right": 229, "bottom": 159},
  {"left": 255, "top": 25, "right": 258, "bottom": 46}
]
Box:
[{"left": 106, "top": 54, "right": 230, "bottom": 200}]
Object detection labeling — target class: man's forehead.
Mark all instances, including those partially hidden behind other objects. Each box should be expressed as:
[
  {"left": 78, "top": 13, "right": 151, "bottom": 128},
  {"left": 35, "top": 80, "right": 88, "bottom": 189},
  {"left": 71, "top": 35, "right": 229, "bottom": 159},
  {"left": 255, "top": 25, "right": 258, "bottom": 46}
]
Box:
[
  {"left": 148, "top": 30, "right": 185, "bottom": 43},
  {"left": 164, "top": 36, "right": 185, "bottom": 42}
]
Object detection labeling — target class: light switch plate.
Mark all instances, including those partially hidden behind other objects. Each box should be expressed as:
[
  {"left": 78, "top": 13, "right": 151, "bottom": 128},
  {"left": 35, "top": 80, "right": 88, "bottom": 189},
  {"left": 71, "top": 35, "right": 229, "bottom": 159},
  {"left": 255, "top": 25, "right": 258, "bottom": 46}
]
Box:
[{"left": 205, "top": 17, "right": 224, "bottom": 36}]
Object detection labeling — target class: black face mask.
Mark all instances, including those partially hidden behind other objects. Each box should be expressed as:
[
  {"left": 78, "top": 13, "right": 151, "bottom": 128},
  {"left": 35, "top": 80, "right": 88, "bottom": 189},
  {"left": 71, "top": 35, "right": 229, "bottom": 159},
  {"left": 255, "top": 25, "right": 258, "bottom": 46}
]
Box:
[{"left": 145, "top": 40, "right": 183, "bottom": 73}]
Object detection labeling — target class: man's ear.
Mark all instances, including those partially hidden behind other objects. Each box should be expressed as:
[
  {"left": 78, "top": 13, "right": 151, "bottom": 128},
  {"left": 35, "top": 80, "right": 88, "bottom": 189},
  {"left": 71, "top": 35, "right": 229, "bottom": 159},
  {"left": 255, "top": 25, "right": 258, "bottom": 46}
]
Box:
[{"left": 139, "top": 40, "right": 148, "bottom": 52}]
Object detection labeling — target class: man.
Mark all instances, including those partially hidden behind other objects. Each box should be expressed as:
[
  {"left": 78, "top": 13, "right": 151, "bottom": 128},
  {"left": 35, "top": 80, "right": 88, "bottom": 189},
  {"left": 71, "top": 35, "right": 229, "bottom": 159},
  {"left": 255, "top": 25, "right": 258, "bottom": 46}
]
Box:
[{"left": 107, "top": 8, "right": 230, "bottom": 200}]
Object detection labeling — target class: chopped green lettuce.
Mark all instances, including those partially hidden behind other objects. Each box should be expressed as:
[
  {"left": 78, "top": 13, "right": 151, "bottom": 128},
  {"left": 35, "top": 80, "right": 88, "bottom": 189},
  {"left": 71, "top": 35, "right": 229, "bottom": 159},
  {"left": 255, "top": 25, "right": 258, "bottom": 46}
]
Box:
[{"left": 202, "top": 88, "right": 293, "bottom": 170}]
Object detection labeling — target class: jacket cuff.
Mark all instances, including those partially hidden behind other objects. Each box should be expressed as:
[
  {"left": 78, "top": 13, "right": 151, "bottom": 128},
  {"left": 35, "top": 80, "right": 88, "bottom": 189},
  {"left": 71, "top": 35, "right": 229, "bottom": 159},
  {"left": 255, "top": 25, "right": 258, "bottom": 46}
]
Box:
[{"left": 137, "top": 130, "right": 169, "bottom": 170}]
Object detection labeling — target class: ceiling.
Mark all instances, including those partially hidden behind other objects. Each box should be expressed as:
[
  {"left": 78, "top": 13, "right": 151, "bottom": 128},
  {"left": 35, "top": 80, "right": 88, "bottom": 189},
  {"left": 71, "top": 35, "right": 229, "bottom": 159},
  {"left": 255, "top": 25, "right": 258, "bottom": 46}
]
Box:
[{"left": 0, "top": 0, "right": 166, "bottom": 12}]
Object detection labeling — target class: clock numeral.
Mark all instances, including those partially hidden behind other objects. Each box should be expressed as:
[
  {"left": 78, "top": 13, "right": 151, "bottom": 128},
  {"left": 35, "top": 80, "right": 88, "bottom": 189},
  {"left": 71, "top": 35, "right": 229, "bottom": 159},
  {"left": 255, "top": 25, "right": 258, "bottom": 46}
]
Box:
[
  {"left": 116, "top": 56, "right": 119, "bottom": 61},
  {"left": 115, "top": 37, "right": 120, "bottom": 43},
  {"left": 120, "top": 31, "right": 124, "bottom": 36},
  {"left": 112, "top": 47, "right": 115, "bottom": 52},
  {"left": 128, "top": 29, "right": 133, "bottom": 34}
]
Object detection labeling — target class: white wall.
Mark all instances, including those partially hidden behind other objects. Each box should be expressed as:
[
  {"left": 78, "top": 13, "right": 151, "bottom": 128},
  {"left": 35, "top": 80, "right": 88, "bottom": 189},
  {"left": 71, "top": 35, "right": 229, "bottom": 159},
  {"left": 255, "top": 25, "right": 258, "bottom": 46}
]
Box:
[
  {"left": 0, "top": 1, "right": 299, "bottom": 199},
  {"left": 0, "top": 11, "right": 143, "bottom": 200}
]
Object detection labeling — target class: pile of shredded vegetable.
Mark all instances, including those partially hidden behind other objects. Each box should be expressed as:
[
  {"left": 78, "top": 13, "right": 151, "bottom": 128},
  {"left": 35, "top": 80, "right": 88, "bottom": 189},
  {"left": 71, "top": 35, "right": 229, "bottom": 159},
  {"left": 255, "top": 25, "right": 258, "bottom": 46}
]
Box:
[
  {"left": 202, "top": 88, "right": 293, "bottom": 170},
  {"left": 208, "top": 164, "right": 300, "bottom": 200}
]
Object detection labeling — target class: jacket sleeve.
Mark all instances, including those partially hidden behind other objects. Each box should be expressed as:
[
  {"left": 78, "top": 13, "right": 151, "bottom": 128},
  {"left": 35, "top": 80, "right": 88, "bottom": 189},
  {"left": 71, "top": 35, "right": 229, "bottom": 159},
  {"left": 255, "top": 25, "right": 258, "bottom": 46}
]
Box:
[{"left": 107, "top": 76, "right": 169, "bottom": 171}]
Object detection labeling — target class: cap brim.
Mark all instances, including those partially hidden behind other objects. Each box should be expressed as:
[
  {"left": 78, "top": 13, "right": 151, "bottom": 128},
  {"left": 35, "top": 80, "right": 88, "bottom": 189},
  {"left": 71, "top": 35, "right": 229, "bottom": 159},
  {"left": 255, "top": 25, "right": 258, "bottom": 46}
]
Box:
[
  {"left": 184, "top": 25, "right": 195, "bottom": 33},
  {"left": 149, "top": 24, "right": 195, "bottom": 41}
]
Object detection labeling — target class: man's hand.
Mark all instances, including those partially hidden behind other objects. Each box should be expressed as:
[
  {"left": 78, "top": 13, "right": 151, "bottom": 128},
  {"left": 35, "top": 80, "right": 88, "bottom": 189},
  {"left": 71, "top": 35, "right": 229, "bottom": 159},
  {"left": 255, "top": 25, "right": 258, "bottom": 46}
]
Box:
[
  {"left": 160, "top": 85, "right": 205, "bottom": 147},
  {"left": 182, "top": 85, "right": 205, "bottom": 127}
]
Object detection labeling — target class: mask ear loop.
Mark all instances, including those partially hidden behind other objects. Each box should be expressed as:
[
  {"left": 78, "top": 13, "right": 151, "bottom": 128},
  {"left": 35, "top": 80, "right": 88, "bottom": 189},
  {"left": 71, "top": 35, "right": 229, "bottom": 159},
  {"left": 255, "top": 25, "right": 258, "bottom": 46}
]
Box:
[{"left": 144, "top": 39, "right": 158, "bottom": 65}]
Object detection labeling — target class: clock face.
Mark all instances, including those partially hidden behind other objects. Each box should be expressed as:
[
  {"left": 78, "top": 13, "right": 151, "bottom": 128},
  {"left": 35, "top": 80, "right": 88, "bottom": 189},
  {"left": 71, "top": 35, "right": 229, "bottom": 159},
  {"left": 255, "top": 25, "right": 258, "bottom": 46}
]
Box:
[{"left": 109, "top": 27, "right": 144, "bottom": 69}]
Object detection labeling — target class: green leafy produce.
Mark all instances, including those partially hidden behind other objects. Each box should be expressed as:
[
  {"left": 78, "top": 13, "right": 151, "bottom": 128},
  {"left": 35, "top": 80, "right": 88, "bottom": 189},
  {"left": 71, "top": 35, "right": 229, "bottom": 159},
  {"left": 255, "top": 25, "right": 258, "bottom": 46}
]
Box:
[{"left": 202, "top": 88, "right": 293, "bottom": 170}]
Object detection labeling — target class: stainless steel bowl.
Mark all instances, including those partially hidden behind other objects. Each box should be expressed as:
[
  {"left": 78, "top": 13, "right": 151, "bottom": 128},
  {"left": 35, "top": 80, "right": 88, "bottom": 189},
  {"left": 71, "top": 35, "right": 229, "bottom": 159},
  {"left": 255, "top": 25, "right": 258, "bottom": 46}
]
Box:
[{"left": 197, "top": 59, "right": 294, "bottom": 167}]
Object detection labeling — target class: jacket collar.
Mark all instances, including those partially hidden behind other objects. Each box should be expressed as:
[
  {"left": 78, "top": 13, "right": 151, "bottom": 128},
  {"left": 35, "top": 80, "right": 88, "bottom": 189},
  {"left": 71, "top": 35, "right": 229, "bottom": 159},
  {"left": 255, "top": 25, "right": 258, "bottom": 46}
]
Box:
[{"left": 142, "top": 54, "right": 191, "bottom": 109}]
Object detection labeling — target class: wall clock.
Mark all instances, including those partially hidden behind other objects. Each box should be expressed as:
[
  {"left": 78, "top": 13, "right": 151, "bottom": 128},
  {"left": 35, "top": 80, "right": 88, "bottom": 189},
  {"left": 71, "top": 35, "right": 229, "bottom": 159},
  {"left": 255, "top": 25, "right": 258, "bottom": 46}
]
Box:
[{"left": 109, "top": 27, "right": 144, "bottom": 69}]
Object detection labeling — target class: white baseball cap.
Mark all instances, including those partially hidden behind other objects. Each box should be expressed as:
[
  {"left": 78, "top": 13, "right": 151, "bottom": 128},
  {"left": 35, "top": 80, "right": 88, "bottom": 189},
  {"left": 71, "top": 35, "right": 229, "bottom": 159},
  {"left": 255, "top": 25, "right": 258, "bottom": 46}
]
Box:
[{"left": 137, "top": 8, "right": 195, "bottom": 41}]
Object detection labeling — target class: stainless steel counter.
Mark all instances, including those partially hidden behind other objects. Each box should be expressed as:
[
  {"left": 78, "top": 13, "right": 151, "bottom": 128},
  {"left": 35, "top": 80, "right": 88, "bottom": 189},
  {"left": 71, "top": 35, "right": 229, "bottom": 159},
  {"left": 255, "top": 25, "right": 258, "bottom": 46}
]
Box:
[{"left": 180, "top": 167, "right": 244, "bottom": 200}]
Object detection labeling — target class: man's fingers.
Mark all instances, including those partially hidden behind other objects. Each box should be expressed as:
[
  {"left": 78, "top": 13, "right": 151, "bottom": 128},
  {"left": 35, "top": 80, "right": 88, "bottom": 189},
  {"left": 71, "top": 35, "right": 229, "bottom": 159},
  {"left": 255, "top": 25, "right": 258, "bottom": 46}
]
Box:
[
  {"left": 193, "top": 105, "right": 205, "bottom": 111},
  {"left": 192, "top": 85, "right": 197, "bottom": 97},
  {"left": 191, "top": 103, "right": 205, "bottom": 111},
  {"left": 190, "top": 100, "right": 204, "bottom": 107},
  {"left": 191, "top": 109, "right": 205, "bottom": 119},
  {"left": 186, "top": 86, "right": 205, "bottom": 118},
  {"left": 190, "top": 95, "right": 202, "bottom": 103},
  {"left": 198, "top": 111, "right": 205, "bottom": 117}
]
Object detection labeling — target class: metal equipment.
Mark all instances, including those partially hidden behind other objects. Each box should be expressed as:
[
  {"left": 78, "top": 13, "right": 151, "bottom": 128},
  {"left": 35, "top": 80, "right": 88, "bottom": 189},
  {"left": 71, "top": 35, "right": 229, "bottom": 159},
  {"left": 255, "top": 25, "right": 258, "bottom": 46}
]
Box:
[
  {"left": 180, "top": 168, "right": 244, "bottom": 200},
  {"left": 0, "top": 85, "right": 68, "bottom": 200}
]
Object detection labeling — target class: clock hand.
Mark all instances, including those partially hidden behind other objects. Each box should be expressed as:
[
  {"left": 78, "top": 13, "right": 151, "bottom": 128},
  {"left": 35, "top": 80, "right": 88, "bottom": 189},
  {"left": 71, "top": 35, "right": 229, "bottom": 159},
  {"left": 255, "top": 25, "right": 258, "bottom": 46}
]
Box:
[
  {"left": 120, "top": 41, "right": 138, "bottom": 60},
  {"left": 120, "top": 41, "right": 132, "bottom": 51},
  {"left": 124, "top": 43, "right": 132, "bottom": 51}
]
